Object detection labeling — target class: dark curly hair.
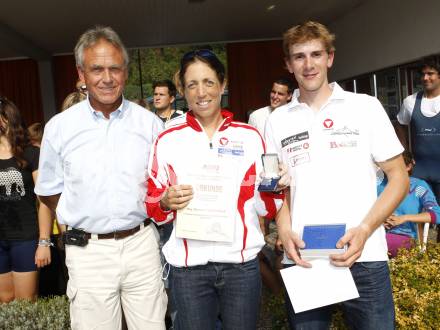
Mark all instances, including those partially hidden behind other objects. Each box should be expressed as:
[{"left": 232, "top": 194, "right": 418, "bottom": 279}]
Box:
[{"left": 0, "top": 96, "right": 30, "bottom": 168}]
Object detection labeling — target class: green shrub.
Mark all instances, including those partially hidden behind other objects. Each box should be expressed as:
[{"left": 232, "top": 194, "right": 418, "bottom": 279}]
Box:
[
  {"left": 0, "top": 296, "right": 70, "bottom": 330},
  {"left": 390, "top": 242, "right": 440, "bottom": 329}
]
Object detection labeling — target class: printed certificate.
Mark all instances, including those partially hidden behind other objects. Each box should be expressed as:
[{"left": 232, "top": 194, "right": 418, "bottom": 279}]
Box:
[{"left": 176, "top": 160, "right": 238, "bottom": 242}]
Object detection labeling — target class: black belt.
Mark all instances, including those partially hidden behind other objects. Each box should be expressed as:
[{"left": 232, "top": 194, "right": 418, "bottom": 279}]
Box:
[{"left": 84, "top": 219, "right": 152, "bottom": 240}]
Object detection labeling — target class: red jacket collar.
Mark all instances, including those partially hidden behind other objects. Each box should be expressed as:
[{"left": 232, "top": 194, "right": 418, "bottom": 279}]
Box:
[{"left": 186, "top": 109, "right": 234, "bottom": 132}]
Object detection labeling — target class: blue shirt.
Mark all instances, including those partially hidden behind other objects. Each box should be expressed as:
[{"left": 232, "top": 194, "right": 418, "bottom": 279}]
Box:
[
  {"left": 35, "top": 98, "right": 163, "bottom": 233},
  {"left": 377, "top": 176, "right": 440, "bottom": 238}
]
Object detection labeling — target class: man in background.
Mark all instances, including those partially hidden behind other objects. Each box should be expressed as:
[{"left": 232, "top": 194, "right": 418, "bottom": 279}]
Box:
[
  {"left": 397, "top": 55, "right": 440, "bottom": 242},
  {"left": 248, "top": 77, "right": 294, "bottom": 135},
  {"left": 153, "top": 79, "right": 184, "bottom": 124}
]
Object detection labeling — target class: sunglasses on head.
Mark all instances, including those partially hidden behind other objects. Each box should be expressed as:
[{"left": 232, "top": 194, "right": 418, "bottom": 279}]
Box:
[{"left": 181, "top": 49, "right": 217, "bottom": 66}]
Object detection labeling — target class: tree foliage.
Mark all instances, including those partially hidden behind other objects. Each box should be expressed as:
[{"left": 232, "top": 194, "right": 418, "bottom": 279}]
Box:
[{"left": 125, "top": 44, "right": 227, "bottom": 101}]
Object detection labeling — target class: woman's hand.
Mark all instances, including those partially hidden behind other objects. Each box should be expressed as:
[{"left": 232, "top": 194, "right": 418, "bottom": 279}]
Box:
[
  {"left": 384, "top": 214, "right": 407, "bottom": 229},
  {"left": 160, "top": 184, "right": 194, "bottom": 211},
  {"left": 35, "top": 245, "right": 51, "bottom": 268}
]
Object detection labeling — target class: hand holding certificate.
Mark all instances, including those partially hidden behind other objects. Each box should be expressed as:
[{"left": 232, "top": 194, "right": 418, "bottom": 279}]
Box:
[{"left": 160, "top": 185, "right": 194, "bottom": 211}]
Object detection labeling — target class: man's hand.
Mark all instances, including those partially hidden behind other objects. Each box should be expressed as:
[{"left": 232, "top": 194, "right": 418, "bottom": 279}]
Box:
[
  {"left": 278, "top": 226, "right": 311, "bottom": 268},
  {"left": 276, "top": 163, "right": 290, "bottom": 191},
  {"left": 330, "top": 223, "right": 371, "bottom": 267},
  {"left": 384, "top": 214, "right": 406, "bottom": 229},
  {"left": 259, "top": 162, "right": 290, "bottom": 192},
  {"left": 35, "top": 246, "right": 51, "bottom": 268},
  {"left": 160, "top": 184, "right": 193, "bottom": 211}
]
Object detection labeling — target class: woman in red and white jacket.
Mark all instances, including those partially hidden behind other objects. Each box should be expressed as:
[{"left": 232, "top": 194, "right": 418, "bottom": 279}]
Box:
[{"left": 146, "top": 49, "right": 287, "bottom": 330}]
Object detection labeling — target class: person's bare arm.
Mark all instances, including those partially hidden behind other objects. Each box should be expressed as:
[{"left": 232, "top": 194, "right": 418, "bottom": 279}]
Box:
[
  {"left": 394, "top": 122, "right": 409, "bottom": 151},
  {"left": 384, "top": 213, "right": 431, "bottom": 229},
  {"left": 330, "top": 154, "right": 409, "bottom": 267},
  {"left": 33, "top": 171, "right": 54, "bottom": 268}
]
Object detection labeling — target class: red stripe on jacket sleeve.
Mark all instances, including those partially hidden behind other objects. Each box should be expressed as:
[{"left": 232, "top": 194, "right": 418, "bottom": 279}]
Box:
[
  {"left": 167, "top": 164, "right": 178, "bottom": 186},
  {"left": 146, "top": 136, "right": 174, "bottom": 224},
  {"left": 146, "top": 178, "right": 174, "bottom": 224},
  {"left": 237, "top": 163, "right": 257, "bottom": 262},
  {"left": 260, "top": 191, "right": 284, "bottom": 219}
]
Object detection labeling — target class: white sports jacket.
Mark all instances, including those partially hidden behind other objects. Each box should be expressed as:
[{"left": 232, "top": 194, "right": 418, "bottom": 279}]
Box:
[{"left": 146, "top": 110, "right": 284, "bottom": 267}]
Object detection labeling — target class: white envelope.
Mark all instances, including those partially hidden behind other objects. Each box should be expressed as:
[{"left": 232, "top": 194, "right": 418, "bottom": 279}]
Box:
[{"left": 280, "top": 259, "right": 359, "bottom": 313}]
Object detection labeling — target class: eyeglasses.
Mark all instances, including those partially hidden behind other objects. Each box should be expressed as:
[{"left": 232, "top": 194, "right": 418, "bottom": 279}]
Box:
[{"left": 181, "top": 49, "right": 217, "bottom": 66}]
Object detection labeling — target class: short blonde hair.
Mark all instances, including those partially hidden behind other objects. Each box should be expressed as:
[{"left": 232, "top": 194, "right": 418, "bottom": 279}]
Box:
[
  {"left": 283, "top": 21, "right": 335, "bottom": 57},
  {"left": 61, "top": 91, "right": 87, "bottom": 112}
]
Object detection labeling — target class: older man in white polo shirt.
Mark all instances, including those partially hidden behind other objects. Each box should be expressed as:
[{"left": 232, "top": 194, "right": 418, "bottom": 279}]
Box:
[
  {"left": 265, "top": 21, "right": 408, "bottom": 329},
  {"left": 35, "top": 26, "right": 166, "bottom": 330}
]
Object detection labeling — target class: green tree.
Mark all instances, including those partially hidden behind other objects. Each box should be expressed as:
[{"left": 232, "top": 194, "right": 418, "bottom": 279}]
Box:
[{"left": 125, "top": 45, "right": 227, "bottom": 102}]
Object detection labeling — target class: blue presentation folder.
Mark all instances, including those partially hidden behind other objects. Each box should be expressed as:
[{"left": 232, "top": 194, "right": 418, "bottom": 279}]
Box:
[{"left": 300, "top": 224, "right": 346, "bottom": 258}]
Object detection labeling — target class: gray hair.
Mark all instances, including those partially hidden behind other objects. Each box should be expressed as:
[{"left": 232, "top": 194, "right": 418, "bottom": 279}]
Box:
[{"left": 74, "top": 26, "right": 129, "bottom": 69}]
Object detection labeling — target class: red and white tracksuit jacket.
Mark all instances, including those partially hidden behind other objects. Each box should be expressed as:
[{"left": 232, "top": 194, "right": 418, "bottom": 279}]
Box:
[{"left": 146, "top": 110, "right": 284, "bottom": 267}]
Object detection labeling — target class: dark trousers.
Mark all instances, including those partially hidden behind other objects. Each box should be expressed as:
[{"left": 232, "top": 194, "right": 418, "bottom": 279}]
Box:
[
  {"left": 284, "top": 261, "right": 395, "bottom": 330},
  {"left": 170, "top": 258, "right": 261, "bottom": 330}
]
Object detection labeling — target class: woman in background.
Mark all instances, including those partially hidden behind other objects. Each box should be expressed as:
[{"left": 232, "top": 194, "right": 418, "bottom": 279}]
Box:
[
  {"left": 0, "top": 97, "right": 52, "bottom": 302},
  {"left": 378, "top": 150, "right": 440, "bottom": 256}
]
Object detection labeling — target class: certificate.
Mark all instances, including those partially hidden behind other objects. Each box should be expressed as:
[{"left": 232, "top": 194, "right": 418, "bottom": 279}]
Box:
[{"left": 176, "top": 160, "right": 238, "bottom": 242}]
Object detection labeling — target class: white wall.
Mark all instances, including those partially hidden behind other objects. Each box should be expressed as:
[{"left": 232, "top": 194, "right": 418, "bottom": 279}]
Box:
[{"left": 329, "top": 0, "right": 440, "bottom": 81}]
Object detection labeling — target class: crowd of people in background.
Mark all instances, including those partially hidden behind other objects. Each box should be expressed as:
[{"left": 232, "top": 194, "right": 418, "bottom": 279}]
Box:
[{"left": 0, "top": 19, "right": 439, "bottom": 330}]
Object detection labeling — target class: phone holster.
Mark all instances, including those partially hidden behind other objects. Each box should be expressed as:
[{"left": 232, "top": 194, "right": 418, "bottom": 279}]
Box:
[{"left": 62, "top": 228, "right": 89, "bottom": 247}]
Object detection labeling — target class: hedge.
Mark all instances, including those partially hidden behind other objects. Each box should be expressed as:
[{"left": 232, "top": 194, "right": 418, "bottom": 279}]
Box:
[
  {"left": 0, "top": 296, "right": 69, "bottom": 330},
  {"left": 1, "top": 243, "right": 439, "bottom": 329}
]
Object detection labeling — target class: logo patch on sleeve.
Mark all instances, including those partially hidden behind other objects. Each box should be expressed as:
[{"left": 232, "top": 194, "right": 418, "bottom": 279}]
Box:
[{"left": 281, "top": 131, "right": 309, "bottom": 147}]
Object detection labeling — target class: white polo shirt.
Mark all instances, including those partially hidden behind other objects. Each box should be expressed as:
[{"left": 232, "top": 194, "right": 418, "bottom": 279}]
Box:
[
  {"left": 265, "top": 83, "right": 403, "bottom": 262},
  {"left": 248, "top": 106, "right": 272, "bottom": 135},
  {"left": 35, "top": 98, "right": 163, "bottom": 234}
]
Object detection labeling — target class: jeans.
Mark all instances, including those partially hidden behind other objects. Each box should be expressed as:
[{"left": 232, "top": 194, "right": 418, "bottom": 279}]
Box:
[
  {"left": 169, "top": 257, "right": 261, "bottom": 330},
  {"left": 284, "top": 261, "right": 395, "bottom": 330}
]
